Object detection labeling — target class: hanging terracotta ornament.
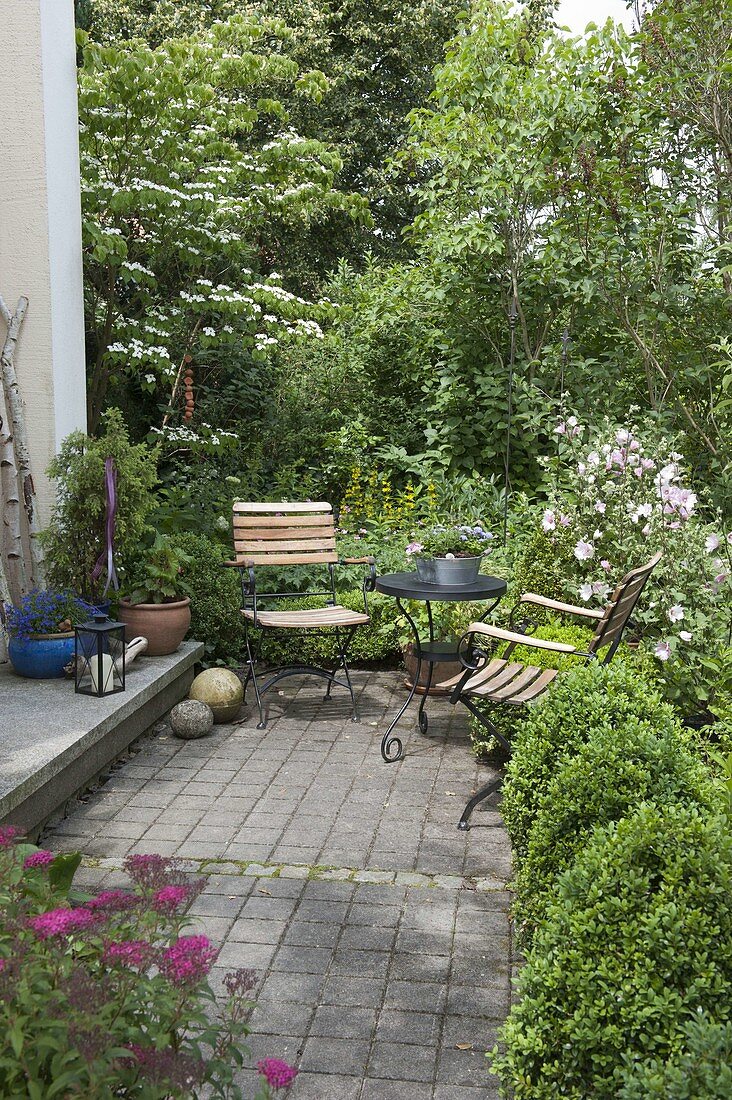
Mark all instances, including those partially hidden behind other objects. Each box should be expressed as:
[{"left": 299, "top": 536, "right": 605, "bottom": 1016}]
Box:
[{"left": 183, "top": 355, "right": 194, "bottom": 421}]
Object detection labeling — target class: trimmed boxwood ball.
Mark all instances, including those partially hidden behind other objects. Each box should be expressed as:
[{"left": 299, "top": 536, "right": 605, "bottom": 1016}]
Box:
[
  {"left": 493, "top": 803, "right": 732, "bottom": 1099},
  {"left": 512, "top": 718, "right": 716, "bottom": 947},
  {"left": 189, "top": 668, "right": 243, "bottom": 723},
  {"left": 500, "top": 661, "right": 679, "bottom": 863}
]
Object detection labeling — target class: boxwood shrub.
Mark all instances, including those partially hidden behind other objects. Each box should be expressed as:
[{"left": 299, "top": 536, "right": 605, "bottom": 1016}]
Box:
[
  {"left": 173, "top": 532, "right": 245, "bottom": 666},
  {"left": 493, "top": 802, "right": 732, "bottom": 1099},
  {"left": 500, "top": 661, "right": 679, "bottom": 862},
  {"left": 618, "top": 1012, "right": 732, "bottom": 1099},
  {"left": 512, "top": 718, "right": 715, "bottom": 946}
]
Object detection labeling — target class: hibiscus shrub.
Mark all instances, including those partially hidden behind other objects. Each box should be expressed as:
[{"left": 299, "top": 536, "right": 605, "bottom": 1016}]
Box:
[
  {"left": 538, "top": 416, "right": 732, "bottom": 714},
  {"left": 0, "top": 829, "right": 296, "bottom": 1098}
]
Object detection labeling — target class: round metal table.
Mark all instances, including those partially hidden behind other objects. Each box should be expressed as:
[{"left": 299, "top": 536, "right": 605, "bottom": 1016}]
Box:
[{"left": 375, "top": 571, "right": 507, "bottom": 762}]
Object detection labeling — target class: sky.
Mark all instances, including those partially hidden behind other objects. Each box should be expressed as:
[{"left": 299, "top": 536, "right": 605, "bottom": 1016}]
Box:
[{"left": 554, "top": 0, "right": 636, "bottom": 34}]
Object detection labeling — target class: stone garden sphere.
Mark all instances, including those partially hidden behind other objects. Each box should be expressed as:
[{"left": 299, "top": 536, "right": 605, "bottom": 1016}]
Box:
[
  {"left": 170, "top": 700, "right": 214, "bottom": 740},
  {"left": 189, "top": 668, "right": 244, "bottom": 723}
]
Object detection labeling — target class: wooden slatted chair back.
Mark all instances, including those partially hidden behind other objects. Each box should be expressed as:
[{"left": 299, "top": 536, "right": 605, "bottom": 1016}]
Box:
[
  {"left": 588, "top": 551, "right": 662, "bottom": 660},
  {"left": 233, "top": 502, "right": 338, "bottom": 567}
]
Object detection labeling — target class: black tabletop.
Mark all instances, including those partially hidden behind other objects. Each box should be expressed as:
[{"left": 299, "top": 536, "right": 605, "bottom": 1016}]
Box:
[{"left": 375, "top": 571, "right": 507, "bottom": 602}]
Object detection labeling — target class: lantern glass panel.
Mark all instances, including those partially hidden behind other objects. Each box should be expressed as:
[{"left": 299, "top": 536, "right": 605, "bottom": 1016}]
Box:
[{"left": 75, "top": 617, "right": 126, "bottom": 697}]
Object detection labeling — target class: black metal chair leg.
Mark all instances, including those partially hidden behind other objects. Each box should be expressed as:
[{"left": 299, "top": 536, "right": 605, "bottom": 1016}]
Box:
[
  {"left": 245, "top": 636, "right": 266, "bottom": 730},
  {"left": 458, "top": 776, "right": 503, "bottom": 831}
]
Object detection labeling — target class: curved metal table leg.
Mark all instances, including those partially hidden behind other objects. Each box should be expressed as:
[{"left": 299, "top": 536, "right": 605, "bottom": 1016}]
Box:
[
  {"left": 381, "top": 598, "right": 422, "bottom": 762},
  {"left": 417, "top": 600, "right": 435, "bottom": 734}
]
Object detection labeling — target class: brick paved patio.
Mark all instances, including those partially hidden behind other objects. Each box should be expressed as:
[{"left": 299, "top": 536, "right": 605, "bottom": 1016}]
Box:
[{"left": 44, "top": 671, "right": 513, "bottom": 1099}]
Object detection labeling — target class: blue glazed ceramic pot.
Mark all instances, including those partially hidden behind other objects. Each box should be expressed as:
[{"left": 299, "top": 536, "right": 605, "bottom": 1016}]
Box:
[{"left": 8, "top": 633, "right": 76, "bottom": 678}]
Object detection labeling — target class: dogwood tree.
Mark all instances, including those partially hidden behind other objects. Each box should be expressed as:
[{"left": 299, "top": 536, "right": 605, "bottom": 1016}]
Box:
[{"left": 78, "top": 15, "right": 366, "bottom": 433}]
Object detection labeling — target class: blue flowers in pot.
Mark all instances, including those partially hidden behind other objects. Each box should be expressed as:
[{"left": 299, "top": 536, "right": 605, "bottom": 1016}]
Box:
[
  {"left": 406, "top": 524, "right": 494, "bottom": 585},
  {"left": 4, "top": 589, "right": 96, "bottom": 678}
]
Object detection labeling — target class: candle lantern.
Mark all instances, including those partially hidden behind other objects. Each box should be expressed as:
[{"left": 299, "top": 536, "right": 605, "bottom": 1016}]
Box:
[{"left": 75, "top": 615, "right": 126, "bottom": 697}]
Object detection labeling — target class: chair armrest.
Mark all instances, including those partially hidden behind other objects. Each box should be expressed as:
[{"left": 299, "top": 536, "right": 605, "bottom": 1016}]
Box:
[
  {"left": 339, "top": 556, "right": 377, "bottom": 593},
  {"left": 518, "top": 592, "right": 603, "bottom": 620},
  {"left": 464, "top": 621, "right": 579, "bottom": 653}
]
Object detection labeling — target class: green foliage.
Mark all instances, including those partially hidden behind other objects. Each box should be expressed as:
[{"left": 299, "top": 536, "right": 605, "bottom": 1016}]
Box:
[
  {"left": 170, "top": 534, "right": 245, "bottom": 666},
  {"left": 513, "top": 718, "right": 714, "bottom": 946},
  {"left": 43, "top": 410, "right": 158, "bottom": 603},
  {"left": 79, "top": 0, "right": 461, "bottom": 272},
  {"left": 493, "top": 803, "right": 732, "bottom": 1098},
  {"left": 618, "top": 1012, "right": 732, "bottom": 1100},
  {"left": 127, "top": 536, "right": 192, "bottom": 605},
  {"left": 500, "top": 661, "right": 678, "bottom": 862},
  {"left": 77, "top": 15, "right": 363, "bottom": 432}
]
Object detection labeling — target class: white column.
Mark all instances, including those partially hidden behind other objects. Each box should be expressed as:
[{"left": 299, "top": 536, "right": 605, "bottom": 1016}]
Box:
[{"left": 0, "top": 0, "right": 87, "bottom": 526}]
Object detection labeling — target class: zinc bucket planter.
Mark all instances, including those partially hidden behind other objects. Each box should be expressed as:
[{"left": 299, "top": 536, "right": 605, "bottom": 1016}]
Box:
[
  {"left": 8, "top": 633, "right": 76, "bottom": 678},
  {"left": 118, "top": 597, "right": 191, "bottom": 657},
  {"left": 415, "top": 556, "right": 482, "bottom": 585}
]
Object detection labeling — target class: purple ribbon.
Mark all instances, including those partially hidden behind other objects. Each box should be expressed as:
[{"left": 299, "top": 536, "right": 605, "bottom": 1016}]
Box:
[{"left": 91, "top": 457, "right": 119, "bottom": 597}]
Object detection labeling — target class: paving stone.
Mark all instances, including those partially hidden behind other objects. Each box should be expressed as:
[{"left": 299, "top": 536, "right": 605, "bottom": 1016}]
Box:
[
  {"left": 360, "top": 1082, "right": 432, "bottom": 1100},
  {"left": 375, "top": 1009, "right": 442, "bottom": 1047},
  {"left": 271, "top": 937, "right": 336, "bottom": 972},
  {"left": 367, "top": 1041, "right": 437, "bottom": 1082},
  {"left": 310, "top": 1005, "right": 377, "bottom": 1040},
  {"left": 228, "top": 918, "right": 288, "bottom": 944},
  {"left": 320, "top": 975, "right": 386, "bottom": 1008},
  {"left": 299, "top": 1037, "right": 370, "bottom": 1077},
  {"left": 283, "top": 922, "right": 341, "bottom": 949},
  {"left": 258, "top": 971, "right": 326, "bottom": 1005},
  {"left": 290, "top": 1073, "right": 362, "bottom": 1099}
]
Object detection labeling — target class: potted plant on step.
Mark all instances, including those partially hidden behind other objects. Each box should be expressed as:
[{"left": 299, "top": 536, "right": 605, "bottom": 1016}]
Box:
[
  {"left": 4, "top": 589, "right": 95, "bottom": 678},
  {"left": 119, "top": 536, "right": 192, "bottom": 656},
  {"left": 406, "top": 524, "right": 494, "bottom": 585}
]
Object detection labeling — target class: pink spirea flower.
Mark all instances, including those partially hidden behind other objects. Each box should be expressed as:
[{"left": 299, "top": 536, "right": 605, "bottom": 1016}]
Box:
[
  {"left": 85, "top": 889, "right": 137, "bottom": 912},
  {"left": 23, "top": 850, "right": 55, "bottom": 869},
  {"left": 0, "top": 825, "right": 20, "bottom": 848},
  {"left": 152, "top": 885, "right": 190, "bottom": 913},
  {"left": 161, "top": 935, "right": 219, "bottom": 986},
  {"left": 103, "top": 940, "right": 154, "bottom": 968},
  {"left": 28, "top": 907, "right": 95, "bottom": 939},
  {"left": 257, "top": 1058, "right": 299, "bottom": 1090},
  {"left": 124, "top": 853, "right": 176, "bottom": 889}
]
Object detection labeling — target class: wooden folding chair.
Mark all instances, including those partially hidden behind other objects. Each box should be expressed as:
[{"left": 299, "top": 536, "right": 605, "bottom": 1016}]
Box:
[
  {"left": 441, "top": 552, "right": 662, "bottom": 829},
  {"left": 225, "top": 502, "right": 376, "bottom": 729}
]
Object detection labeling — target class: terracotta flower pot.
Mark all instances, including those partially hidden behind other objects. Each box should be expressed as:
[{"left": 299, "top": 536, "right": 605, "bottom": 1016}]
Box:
[
  {"left": 118, "top": 597, "right": 191, "bottom": 657},
  {"left": 402, "top": 642, "right": 463, "bottom": 696}
]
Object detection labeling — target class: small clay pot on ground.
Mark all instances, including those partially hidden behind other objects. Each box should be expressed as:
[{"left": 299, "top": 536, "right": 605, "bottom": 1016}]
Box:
[{"left": 118, "top": 597, "right": 191, "bottom": 657}]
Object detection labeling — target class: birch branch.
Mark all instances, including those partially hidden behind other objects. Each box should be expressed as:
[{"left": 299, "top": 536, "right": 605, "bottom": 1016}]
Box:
[
  {"left": 0, "top": 294, "right": 45, "bottom": 585},
  {"left": 0, "top": 403, "right": 26, "bottom": 601}
]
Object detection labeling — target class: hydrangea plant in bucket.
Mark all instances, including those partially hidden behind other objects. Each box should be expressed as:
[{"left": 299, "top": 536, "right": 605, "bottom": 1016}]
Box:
[
  {"left": 407, "top": 524, "right": 494, "bottom": 585},
  {"left": 3, "top": 589, "right": 96, "bottom": 678}
]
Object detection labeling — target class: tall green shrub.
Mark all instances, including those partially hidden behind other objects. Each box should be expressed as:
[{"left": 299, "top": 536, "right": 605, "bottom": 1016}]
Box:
[
  {"left": 171, "top": 533, "right": 244, "bottom": 666},
  {"left": 494, "top": 803, "right": 732, "bottom": 1099},
  {"left": 618, "top": 1012, "right": 732, "bottom": 1099},
  {"left": 43, "top": 410, "right": 158, "bottom": 602}
]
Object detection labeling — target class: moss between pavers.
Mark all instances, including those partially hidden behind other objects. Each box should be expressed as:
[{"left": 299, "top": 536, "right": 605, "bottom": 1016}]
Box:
[{"left": 81, "top": 854, "right": 511, "bottom": 896}]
